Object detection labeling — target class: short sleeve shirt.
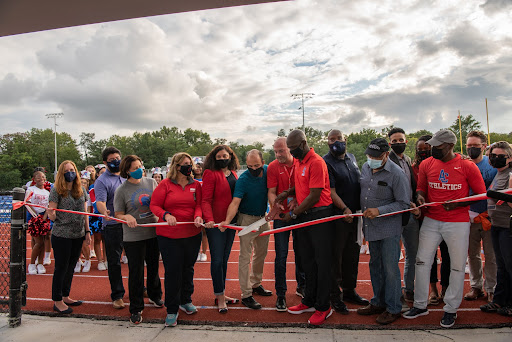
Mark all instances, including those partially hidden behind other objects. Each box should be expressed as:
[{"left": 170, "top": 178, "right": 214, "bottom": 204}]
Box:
[
  {"left": 233, "top": 165, "right": 268, "bottom": 216},
  {"left": 48, "top": 187, "right": 89, "bottom": 239},
  {"left": 294, "top": 148, "right": 332, "bottom": 208},
  {"left": 323, "top": 152, "right": 361, "bottom": 212},
  {"left": 94, "top": 169, "right": 126, "bottom": 226},
  {"left": 267, "top": 159, "right": 296, "bottom": 213}
]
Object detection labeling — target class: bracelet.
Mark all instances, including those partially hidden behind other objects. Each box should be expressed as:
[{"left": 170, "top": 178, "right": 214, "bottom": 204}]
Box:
[
  {"left": 163, "top": 211, "right": 171, "bottom": 220},
  {"left": 341, "top": 206, "right": 347, "bottom": 212}
]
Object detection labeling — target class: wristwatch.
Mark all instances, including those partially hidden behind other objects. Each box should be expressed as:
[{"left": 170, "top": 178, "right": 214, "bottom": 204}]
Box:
[{"left": 290, "top": 210, "right": 298, "bottom": 220}]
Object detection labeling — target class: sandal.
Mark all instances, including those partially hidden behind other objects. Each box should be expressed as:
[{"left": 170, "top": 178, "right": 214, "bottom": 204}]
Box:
[
  {"left": 497, "top": 306, "right": 512, "bottom": 317},
  {"left": 428, "top": 294, "right": 439, "bottom": 306},
  {"left": 214, "top": 298, "right": 240, "bottom": 305},
  {"left": 480, "top": 302, "right": 501, "bottom": 313}
]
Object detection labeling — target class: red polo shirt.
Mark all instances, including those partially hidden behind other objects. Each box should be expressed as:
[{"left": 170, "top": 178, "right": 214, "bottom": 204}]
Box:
[
  {"left": 294, "top": 148, "right": 332, "bottom": 208},
  {"left": 267, "top": 159, "right": 296, "bottom": 213}
]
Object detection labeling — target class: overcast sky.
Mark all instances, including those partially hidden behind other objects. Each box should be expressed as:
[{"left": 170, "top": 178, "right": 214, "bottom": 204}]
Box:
[{"left": 0, "top": 0, "right": 511, "bottom": 147}]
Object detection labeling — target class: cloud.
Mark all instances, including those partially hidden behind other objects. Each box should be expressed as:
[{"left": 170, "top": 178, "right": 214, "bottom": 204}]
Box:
[{"left": 480, "top": 0, "right": 512, "bottom": 14}]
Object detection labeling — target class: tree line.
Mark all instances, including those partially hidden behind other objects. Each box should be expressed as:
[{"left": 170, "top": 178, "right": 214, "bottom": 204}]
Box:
[{"left": 1, "top": 115, "right": 510, "bottom": 190}]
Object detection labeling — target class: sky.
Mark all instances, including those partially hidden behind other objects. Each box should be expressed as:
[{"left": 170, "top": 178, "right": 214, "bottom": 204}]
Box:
[{"left": 0, "top": 0, "right": 511, "bottom": 147}]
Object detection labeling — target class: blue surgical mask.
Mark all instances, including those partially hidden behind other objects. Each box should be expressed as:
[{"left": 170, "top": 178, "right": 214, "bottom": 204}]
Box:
[
  {"left": 367, "top": 157, "right": 383, "bottom": 170},
  {"left": 129, "top": 168, "right": 144, "bottom": 179}
]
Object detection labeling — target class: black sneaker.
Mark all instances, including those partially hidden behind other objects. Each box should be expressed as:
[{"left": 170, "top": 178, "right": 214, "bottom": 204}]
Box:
[
  {"left": 130, "top": 312, "right": 142, "bottom": 324},
  {"left": 440, "top": 312, "right": 457, "bottom": 328},
  {"left": 252, "top": 285, "right": 272, "bottom": 296},
  {"left": 342, "top": 290, "right": 369, "bottom": 306},
  {"left": 149, "top": 298, "right": 164, "bottom": 308},
  {"left": 242, "top": 296, "right": 262, "bottom": 310},
  {"left": 295, "top": 287, "right": 305, "bottom": 298},
  {"left": 402, "top": 307, "right": 429, "bottom": 319},
  {"left": 276, "top": 297, "right": 287, "bottom": 312},
  {"left": 331, "top": 300, "right": 349, "bottom": 315}
]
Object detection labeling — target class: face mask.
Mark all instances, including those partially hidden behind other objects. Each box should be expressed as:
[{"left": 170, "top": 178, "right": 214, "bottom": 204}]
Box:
[
  {"left": 431, "top": 146, "right": 447, "bottom": 160},
  {"left": 417, "top": 150, "right": 431, "bottom": 161},
  {"left": 329, "top": 141, "right": 346, "bottom": 156},
  {"left": 129, "top": 168, "right": 143, "bottom": 179},
  {"left": 64, "top": 171, "right": 76, "bottom": 182},
  {"left": 290, "top": 141, "right": 304, "bottom": 160},
  {"left": 107, "top": 159, "right": 121, "bottom": 173},
  {"left": 391, "top": 143, "right": 407, "bottom": 155},
  {"left": 179, "top": 164, "right": 193, "bottom": 176},
  {"left": 467, "top": 147, "right": 482, "bottom": 160},
  {"left": 489, "top": 155, "right": 508, "bottom": 169},
  {"left": 249, "top": 167, "right": 263, "bottom": 177},
  {"left": 215, "top": 159, "right": 230, "bottom": 169},
  {"left": 367, "top": 157, "right": 383, "bottom": 169}
]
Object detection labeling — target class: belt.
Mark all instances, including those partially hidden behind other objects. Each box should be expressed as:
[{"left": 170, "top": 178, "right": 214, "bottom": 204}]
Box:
[{"left": 303, "top": 205, "right": 333, "bottom": 215}]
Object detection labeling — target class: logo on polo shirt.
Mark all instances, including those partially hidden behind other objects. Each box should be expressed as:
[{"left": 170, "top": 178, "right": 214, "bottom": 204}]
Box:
[
  {"left": 190, "top": 188, "right": 196, "bottom": 192},
  {"left": 438, "top": 169, "right": 449, "bottom": 184},
  {"left": 301, "top": 166, "right": 307, "bottom": 176}
]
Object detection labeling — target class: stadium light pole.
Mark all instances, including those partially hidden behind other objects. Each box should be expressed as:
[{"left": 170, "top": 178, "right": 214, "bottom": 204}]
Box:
[
  {"left": 46, "top": 112, "right": 64, "bottom": 178},
  {"left": 291, "top": 93, "right": 314, "bottom": 131}
]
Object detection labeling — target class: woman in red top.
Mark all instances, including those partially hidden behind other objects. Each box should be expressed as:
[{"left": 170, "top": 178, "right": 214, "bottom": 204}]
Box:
[
  {"left": 150, "top": 152, "right": 203, "bottom": 327},
  {"left": 202, "top": 145, "right": 240, "bottom": 313}
]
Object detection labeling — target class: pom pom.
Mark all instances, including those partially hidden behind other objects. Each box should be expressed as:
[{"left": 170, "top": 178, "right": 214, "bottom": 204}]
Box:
[{"left": 27, "top": 214, "right": 51, "bottom": 237}]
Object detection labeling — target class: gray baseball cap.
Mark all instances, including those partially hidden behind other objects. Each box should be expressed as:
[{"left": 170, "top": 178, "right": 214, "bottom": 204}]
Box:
[{"left": 426, "top": 129, "right": 457, "bottom": 147}]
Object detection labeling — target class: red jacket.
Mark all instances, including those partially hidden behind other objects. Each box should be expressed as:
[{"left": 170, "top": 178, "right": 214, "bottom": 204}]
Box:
[
  {"left": 150, "top": 178, "right": 202, "bottom": 239},
  {"left": 201, "top": 169, "right": 238, "bottom": 223}
]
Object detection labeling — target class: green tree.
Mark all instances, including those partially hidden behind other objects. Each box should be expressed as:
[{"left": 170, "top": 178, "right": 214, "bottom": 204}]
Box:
[
  {"left": 79, "top": 132, "right": 96, "bottom": 166},
  {"left": 448, "top": 114, "right": 482, "bottom": 154}
]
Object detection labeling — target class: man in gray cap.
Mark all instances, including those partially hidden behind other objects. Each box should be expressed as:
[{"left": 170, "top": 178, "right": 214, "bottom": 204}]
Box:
[
  {"left": 403, "top": 129, "right": 486, "bottom": 328},
  {"left": 357, "top": 138, "right": 410, "bottom": 325}
]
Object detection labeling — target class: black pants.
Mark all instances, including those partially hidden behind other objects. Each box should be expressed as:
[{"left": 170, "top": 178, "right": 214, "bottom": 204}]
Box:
[
  {"left": 429, "top": 240, "right": 450, "bottom": 287},
  {"left": 330, "top": 218, "right": 360, "bottom": 300},
  {"left": 51, "top": 235, "right": 84, "bottom": 301},
  {"left": 297, "top": 208, "right": 335, "bottom": 312},
  {"left": 104, "top": 223, "right": 125, "bottom": 301},
  {"left": 158, "top": 233, "right": 202, "bottom": 314},
  {"left": 124, "top": 237, "right": 162, "bottom": 314}
]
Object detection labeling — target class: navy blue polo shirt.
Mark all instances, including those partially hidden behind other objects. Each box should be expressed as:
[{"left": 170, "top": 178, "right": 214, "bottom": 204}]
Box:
[{"left": 323, "top": 152, "right": 361, "bottom": 212}]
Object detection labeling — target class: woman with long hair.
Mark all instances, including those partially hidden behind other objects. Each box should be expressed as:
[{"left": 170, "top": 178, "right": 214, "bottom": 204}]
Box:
[
  {"left": 202, "top": 145, "right": 240, "bottom": 313},
  {"left": 150, "top": 152, "right": 204, "bottom": 327},
  {"left": 47, "top": 160, "right": 90, "bottom": 314}
]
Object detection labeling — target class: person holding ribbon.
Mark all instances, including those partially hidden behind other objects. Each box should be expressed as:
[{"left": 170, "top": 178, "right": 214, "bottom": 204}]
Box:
[
  {"left": 323, "top": 129, "right": 368, "bottom": 314},
  {"left": 150, "top": 152, "right": 203, "bottom": 327},
  {"left": 404, "top": 129, "right": 486, "bottom": 328},
  {"left": 356, "top": 138, "right": 410, "bottom": 325},
  {"left": 95, "top": 146, "right": 126, "bottom": 310},
  {"left": 219, "top": 149, "right": 272, "bottom": 310},
  {"left": 202, "top": 145, "right": 240, "bottom": 313},
  {"left": 267, "top": 137, "right": 306, "bottom": 311},
  {"left": 276, "top": 129, "right": 335, "bottom": 326},
  {"left": 114, "top": 155, "right": 163, "bottom": 325},
  {"left": 47, "top": 160, "right": 90, "bottom": 314}
]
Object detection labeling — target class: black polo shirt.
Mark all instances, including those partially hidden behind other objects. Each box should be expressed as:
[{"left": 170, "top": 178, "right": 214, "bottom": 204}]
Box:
[{"left": 323, "top": 152, "right": 361, "bottom": 212}]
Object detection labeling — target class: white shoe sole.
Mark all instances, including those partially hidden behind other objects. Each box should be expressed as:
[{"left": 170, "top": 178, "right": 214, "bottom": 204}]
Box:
[
  {"left": 179, "top": 306, "right": 197, "bottom": 315},
  {"left": 308, "top": 309, "right": 333, "bottom": 325},
  {"left": 440, "top": 314, "right": 457, "bottom": 328},
  {"left": 402, "top": 310, "right": 429, "bottom": 319},
  {"left": 287, "top": 307, "right": 316, "bottom": 314}
]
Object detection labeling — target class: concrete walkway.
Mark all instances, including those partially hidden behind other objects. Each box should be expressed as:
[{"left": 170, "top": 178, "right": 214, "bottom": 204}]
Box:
[{"left": 1, "top": 315, "right": 512, "bottom": 342}]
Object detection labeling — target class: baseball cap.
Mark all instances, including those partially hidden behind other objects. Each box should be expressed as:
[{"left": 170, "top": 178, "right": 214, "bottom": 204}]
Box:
[
  {"left": 426, "top": 129, "right": 457, "bottom": 147},
  {"left": 365, "top": 138, "right": 390, "bottom": 157}
]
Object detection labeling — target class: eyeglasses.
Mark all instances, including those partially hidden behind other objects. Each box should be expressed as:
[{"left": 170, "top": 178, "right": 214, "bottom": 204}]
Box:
[{"left": 490, "top": 153, "right": 509, "bottom": 159}]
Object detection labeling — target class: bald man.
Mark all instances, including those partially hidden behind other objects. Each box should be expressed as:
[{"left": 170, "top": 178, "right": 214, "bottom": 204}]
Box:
[
  {"left": 220, "top": 149, "right": 272, "bottom": 310},
  {"left": 267, "top": 137, "right": 306, "bottom": 311},
  {"left": 276, "top": 130, "right": 335, "bottom": 325}
]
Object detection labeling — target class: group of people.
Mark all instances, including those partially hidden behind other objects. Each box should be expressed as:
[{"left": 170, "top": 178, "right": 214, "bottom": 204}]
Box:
[{"left": 23, "top": 127, "right": 512, "bottom": 328}]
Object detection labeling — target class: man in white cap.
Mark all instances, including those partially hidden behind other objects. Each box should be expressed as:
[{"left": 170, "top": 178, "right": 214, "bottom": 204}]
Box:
[{"left": 403, "top": 129, "right": 486, "bottom": 328}]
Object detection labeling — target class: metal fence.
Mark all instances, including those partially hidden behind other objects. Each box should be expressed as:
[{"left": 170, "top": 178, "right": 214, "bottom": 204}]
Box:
[{"left": 0, "top": 188, "right": 26, "bottom": 327}]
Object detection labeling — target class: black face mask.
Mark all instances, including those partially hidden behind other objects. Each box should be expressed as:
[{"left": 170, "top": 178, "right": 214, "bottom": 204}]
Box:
[
  {"left": 178, "top": 164, "right": 193, "bottom": 176},
  {"left": 329, "top": 141, "right": 346, "bottom": 156},
  {"left": 417, "top": 150, "right": 431, "bottom": 161},
  {"left": 215, "top": 159, "right": 230, "bottom": 169},
  {"left": 391, "top": 143, "right": 407, "bottom": 155},
  {"left": 432, "top": 146, "right": 447, "bottom": 160},
  {"left": 290, "top": 141, "right": 305, "bottom": 160},
  {"left": 489, "top": 155, "right": 508, "bottom": 169},
  {"left": 467, "top": 147, "right": 482, "bottom": 160},
  {"left": 248, "top": 167, "right": 263, "bottom": 177},
  {"left": 107, "top": 159, "right": 121, "bottom": 173}
]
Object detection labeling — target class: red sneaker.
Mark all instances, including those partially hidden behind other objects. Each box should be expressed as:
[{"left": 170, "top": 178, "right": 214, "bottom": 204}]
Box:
[
  {"left": 287, "top": 303, "right": 316, "bottom": 314},
  {"left": 308, "top": 308, "right": 333, "bottom": 325}
]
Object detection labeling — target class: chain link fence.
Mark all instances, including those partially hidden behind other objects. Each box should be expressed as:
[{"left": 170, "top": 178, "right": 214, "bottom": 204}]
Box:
[{"left": 0, "top": 191, "right": 12, "bottom": 311}]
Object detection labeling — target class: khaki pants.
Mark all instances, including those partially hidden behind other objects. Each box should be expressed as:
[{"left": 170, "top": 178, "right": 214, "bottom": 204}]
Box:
[
  {"left": 468, "top": 222, "right": 497, "bottom": 293},
  {"left": 237, "top": 213, "right": 270, "bottom": 299}
]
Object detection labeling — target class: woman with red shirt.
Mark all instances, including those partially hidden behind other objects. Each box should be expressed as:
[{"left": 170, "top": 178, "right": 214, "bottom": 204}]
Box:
[
  {"left": 150, "top": 152, "right": 203, "bottom": 327},
  {"left": 202, "top": 145, "right": 240, "bottom": 313}
]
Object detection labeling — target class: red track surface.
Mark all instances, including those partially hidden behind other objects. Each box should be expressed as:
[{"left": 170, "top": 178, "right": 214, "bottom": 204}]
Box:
[{"left": 22, "top": 234, "right": 512, "bottom": 329}]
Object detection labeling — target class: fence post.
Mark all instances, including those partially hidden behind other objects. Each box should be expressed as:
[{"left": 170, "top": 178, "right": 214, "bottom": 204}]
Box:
[{"left": 9, "top": 187, "right": 25, "bottom": 328}]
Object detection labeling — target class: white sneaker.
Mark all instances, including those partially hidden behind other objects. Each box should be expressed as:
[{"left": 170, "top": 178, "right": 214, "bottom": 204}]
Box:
[
  {"left": 121, "top": 255, "right": 128, "bottom": 264},
  {"left": 74, "top": 260, "right": 82, "bottom": 273},
  {"left": 400, "top": 251, "right": 404, "bottom": 261},
  {"left": 200, "top": 253, "right": 207, "bottom": 262},
  {"left": 82, "top": 260, "right": 91, "bottom": 273},
  {"left": 197, "top": 253, "right": 201, "bottom": 261},
  {"left": 90, "top": 250, "right": 97, "bottom": 258},
  {"left": 159, "top": 254, "right": 162, "bottom": 261},
  {"left": 97, "top": 261, "right": 107, "bottom": 271},
  {"left": 28, "top": 264, "right": 37, "bottom": 275},
  {"left": 36, "top": 264, "right": 46, "bottom": 274},
  {"left": 366, "top": 244, "right": 370, "bottom": 255},
  {"left": 34, "top": 256, "right": 39, "bottom": 265},
  {"left": 359, "top": 244, "right": 367, "bottom": 254},
  {"left": 43, "top": 257, "right": 51, "bottom": 265}
]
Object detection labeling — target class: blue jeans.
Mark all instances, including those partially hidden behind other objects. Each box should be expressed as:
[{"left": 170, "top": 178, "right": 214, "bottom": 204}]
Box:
[
  {"left": 206, "top": 227, "right": 236, "bottom": 295},
  {"left": 103, "top": 223, "right": 125, "bottom": 301},
  {"left": 368, "top": 234, "right": 402, "bottom": 314},
  {"left": 274, "top": 219, "right": 306, "bottom": 297},
  {"left": 401, "top": 217, "right": 419, "bottom": 293},
  {"left": 491, "top": 225, "right": 512, "bottom": 307}
]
